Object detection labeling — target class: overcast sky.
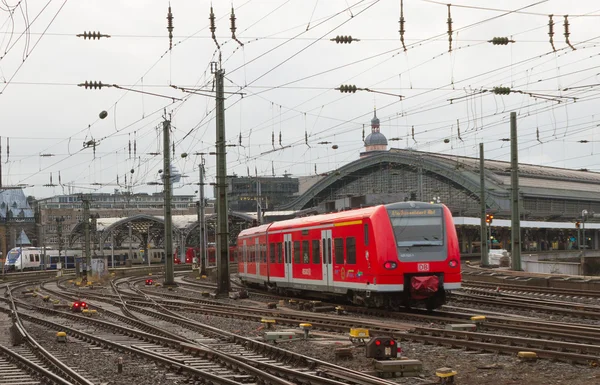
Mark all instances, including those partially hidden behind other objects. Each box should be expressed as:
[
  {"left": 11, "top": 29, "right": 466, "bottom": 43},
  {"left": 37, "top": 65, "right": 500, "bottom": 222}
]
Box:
[{"left": 2, "top": 0, "right": 600, "bottom": 200}]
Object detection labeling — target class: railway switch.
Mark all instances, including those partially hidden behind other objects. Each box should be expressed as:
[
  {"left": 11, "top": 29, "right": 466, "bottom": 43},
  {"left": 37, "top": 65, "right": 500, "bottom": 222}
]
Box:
[
  {"left": 366, "top": 337, "right": 397, "bottom": 359},
  {"left": 263, "top": 332, "right": 296, "bottom": 343}
]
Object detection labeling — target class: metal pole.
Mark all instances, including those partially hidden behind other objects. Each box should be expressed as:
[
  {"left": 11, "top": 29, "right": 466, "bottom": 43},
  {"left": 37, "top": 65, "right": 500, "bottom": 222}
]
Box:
[
  {"left": 111, "top": 232, "right": 114, "bottom": 269},
  {"left": 510, "top": 112, "right": 522, "bottom": 271},
  {"left": 199, "top": 162, "right": 207, "bottom": 276},
  {"left": 163, "top": 118, "right": 176, "bottom": 286},
  {"left": 479, "top": 143, "right": 488, "bottom": 266},
  {"left": 19, "top": 228, "right": 22, "bottom": 272},
  {"left": 256, "top": 179, "right": 261, "bottom": 225},
  {"left": 83, "top": 197, "right": 91, "bottom": 281},
  {"left": 215, "top": 67, "right": 230, "bottom": 294},
  {"left": 128, "top": 224, "right": 133, "bottom": 267},
  {"left": 147, "top": 226, "right": 151, "bottom": 267}
]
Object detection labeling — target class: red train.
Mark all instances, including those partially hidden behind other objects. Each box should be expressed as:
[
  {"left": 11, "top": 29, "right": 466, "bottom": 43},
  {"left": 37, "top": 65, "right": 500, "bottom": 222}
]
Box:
[
  {"left": 236, "top": 202, "right": 461, "bottom": 310},
  {"left": 175, "top": 246, "right": 237, "bottom": 264}
]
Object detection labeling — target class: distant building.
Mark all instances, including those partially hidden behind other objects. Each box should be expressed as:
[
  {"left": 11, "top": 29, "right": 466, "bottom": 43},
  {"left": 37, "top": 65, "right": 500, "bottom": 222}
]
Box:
[
  {"left": 224, "top": 175, "right": 299, "bottom": 212},
  {"left": 36, "top": 191, "right": 213, "bottom": 249},
  {"left": 0, "top": 188, "right": 36, "bottom": 259},
  {"left": 360, "top": 108, "right": 388, "bottom": 158}
]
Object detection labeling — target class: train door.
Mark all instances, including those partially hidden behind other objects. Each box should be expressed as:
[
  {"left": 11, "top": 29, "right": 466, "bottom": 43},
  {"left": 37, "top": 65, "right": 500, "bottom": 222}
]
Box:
[
  {"left": 242, "top": 240, "right": 247, "bottom": 276},
  {"left": 284, "top": 233, "right": 293, "bottom": 283},
  {"left": 255, "top": 238, "right": 260, "bottom": 277},
  {"left": 321, "top": 230, "right": 333, "bottom": 291}
]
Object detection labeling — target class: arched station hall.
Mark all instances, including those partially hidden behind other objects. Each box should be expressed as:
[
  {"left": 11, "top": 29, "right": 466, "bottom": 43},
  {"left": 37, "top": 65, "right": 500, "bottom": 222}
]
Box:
[{"left": 277, "top": 110, "right": 600, "bottom": 255}]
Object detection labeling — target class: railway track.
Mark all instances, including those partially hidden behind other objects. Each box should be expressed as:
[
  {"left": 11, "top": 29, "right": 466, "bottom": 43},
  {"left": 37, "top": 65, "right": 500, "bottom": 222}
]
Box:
[
  {"left": 122, "top": 276, "right": 600, "bottom": 365},
  {"left": 462, "top": 279, "right": 600, "bottom": 299},
  {"left": 35, "top": 277, "right": 399, "bottom": 385},
  {"left": 0, "top": 284, "right": 97, "bottom": 385}
]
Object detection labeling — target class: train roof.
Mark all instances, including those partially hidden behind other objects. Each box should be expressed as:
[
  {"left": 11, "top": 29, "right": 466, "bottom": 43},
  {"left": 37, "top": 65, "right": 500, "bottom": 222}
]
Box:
[{"left": 267, "top": 205, "right": 382, "bottom": 231}]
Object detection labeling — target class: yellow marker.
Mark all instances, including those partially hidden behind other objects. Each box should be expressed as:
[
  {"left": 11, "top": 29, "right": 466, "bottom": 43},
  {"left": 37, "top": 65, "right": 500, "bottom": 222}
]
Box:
[
  {"left": 349, "top": 328, "right": 369, "bottom": 338},
  {"left": 471, "top": 315, "right": 486, "bottom": 322},
  {"left": 517, "top": 351, "right": 537, "bottom": 359},
  {"left": 334, "top": 220, "right": 362, "bottom": 227},
  {"left": 56, "top": 331, "right": 67, "bottom": 337},
  {"left": 148, "top": 273, "right": 153, "bottom": 276}
]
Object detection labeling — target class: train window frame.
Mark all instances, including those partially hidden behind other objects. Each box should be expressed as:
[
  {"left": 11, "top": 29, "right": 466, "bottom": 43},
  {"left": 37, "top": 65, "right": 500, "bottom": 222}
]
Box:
[
  {"left": 270, "top": 243, "right": 276, "bottom": 263},
  {"left": 262, "top": 244, "right": 267, "bottom": 263},
  {"left": 312, "top": 239, "right": 320, "bottom": 264},
  {"left": 293, "top": 241, "right": 301, "bottom": 264},
  {"left": 277, "top": 242, "right": 283, "bottom": 263},
  {"left": 302, "top": 240, "right": 310, "bottom": 264},
  {"left": 30, "top": 254, "right": 34, "bottom": 262},
  {"left": 35, "top": 254, "right": 40, "bottom": 262},
  {"left": 334, "top": 238, "right": 344, "bottom": 265},
  {"left": 346, "top": 237, "right": 356, "bottom": 264}
]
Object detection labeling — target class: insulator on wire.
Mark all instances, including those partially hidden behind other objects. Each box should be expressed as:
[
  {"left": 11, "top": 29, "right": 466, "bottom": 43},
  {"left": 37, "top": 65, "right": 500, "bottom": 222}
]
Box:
[
  {"left": 279, "top": 131, "right": 282, "bottom": 147},
  {"left": 411, "top": 126, "right": 416, "bottom": 143},
  {"left": 330, "top": 35, "right": 359, "bottom": 44},
  {"left": 362, "top": 124, "right": 365, "bottom": 141},
  {"left": 305, "top": 131, "right": 310, "bottom": 147},
  {"left": 536, "top": 127, "right": 542, "bottom": 143},
  {"left": 272, "top": 131, "right": 275, "bottom": 148},
  {"left": 210, "top": 6, "right": 220, "bottom": 50},
  {"left": 399, "top": 0, "right": 406, "bottom": 51},
  {"left": 78, "top": 81, "right": 108, "bottom": 89},
  {"left": 457, "top": 119, "right": 463, "bottom": 142},
  {"left": 564, "top": 15, "right": 576, "bottom": 50},
  {"left": 172, "top": 141, "right": 175, "bottom": 157},
  {"left": 579, "top": 140, "right": 589, "bottom": 143},
  {"left": 314, "top": 164, "right": 317, "bottom": 175},
  {"left": 272, "top": 161, "right": 275, "bottom": 177},
  {"left": 488, "top": 37, "right": 515, "bottom": 45},
  {"left": 230, "top": 7, "right": 243, "bottom": 46},
  {"left": 337, "top": 84, "right": 358, "bottom": 93},
  {"left": 548, "top": 15, "right": 556, "bottom": 52},
  {"left": 76, "top": 31, "right": 111, "bottom": 40},
  {"left": 128, "top": 134, "right": 131, "bottom": 158},
  {"left": 447, "top": 4, "right": 453, "bottom": 52},
  {"left": 492, "top": 87, "right": 511, "bottom": 95},
  {"left": 167, "top": 5, "right": 174, "bottom": 50},
  {"left": 134, "top": 131, "right": 137, "bottom": 158}
]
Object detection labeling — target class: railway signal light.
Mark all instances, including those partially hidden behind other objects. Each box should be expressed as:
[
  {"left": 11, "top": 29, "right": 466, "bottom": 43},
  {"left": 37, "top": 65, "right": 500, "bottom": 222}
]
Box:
[
  {"left": 485, "top": 214, "right": 494, "bottom": 224},
  {"left": 576, "top": 221, "right": 581, "bottom": 229},
  {"left": 366, "top": 337, "right": 398, "bottom": 359}
]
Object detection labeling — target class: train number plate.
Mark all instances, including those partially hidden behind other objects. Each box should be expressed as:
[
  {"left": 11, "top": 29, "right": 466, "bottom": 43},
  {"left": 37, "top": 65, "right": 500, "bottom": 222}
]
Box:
[{"left": 417, "top": 263, "right": 430, "bottom": 272}]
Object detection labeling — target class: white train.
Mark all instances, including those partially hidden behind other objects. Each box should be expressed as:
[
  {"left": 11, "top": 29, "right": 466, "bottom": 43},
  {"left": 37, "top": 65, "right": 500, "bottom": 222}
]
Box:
[{"left": 3, "top": 247, "right": 167, "bottom": 272}]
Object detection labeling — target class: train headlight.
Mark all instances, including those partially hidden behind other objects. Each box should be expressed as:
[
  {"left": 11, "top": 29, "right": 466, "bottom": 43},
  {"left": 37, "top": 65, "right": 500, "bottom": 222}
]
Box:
[
  {"left": 383, "top": 261, "right": 397, "bottom": 269},
  {"left": 448, "top": 259, "right": 458, "bottom": 268}
]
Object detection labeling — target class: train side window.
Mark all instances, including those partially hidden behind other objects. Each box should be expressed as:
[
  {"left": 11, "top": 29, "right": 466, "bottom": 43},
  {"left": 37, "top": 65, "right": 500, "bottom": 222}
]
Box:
[
  {"left": 35, "top": 254, "right": 40, "bottom": 262},
  {"left": 364, "top": 223, "right": 369, "bottom": 246},
  {"left": 346, "top": 237, "right": 356, "bottom": 264},
  {"left": 277, "top": 242, "right": 283, "bottom": 263},
  {"left": 334, "top": 238, "right": 344, "bottom": 264},
  {"left": 263, "top": 245, "right": 267, "bottom": 263},
  {"left": 312, "top": 240, "right": 320, "bottom": 264},
  {"left": 302, "top": 240, "right": 309, "bottom": 264},
  {"left": 293, "top": 241, "right": 300, "bottom": 264},
  {"left": 30, "top": 254, "right": 34, "bottom": 262},
  {"left": 269, "top": 243, "right": 275, "bottom": 263}
]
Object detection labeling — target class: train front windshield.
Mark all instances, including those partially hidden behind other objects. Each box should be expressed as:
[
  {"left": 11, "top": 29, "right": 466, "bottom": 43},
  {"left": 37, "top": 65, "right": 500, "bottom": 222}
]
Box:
[
  {"left": 6, "top": 249, "right": 20, "bottom": 264},
  {"left": 387, "top": 208, "right": 446, "bottom": 262}
]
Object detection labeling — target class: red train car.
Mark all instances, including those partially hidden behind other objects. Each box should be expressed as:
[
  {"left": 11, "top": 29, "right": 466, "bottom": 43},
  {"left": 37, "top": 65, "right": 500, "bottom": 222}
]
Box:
[
  {"left": 237, "top": 202, "right": 461, "bottom": 309},
  {"left": 175, "top": 246, "right": 236, "bottom": 264}
]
